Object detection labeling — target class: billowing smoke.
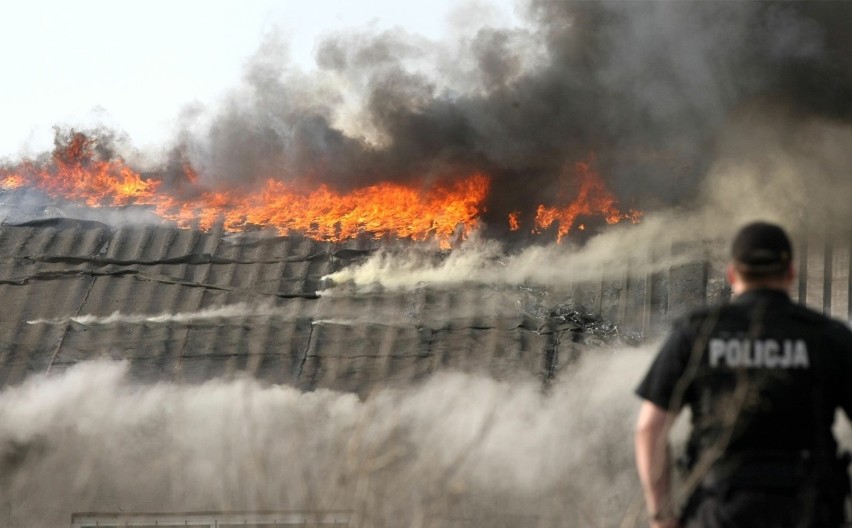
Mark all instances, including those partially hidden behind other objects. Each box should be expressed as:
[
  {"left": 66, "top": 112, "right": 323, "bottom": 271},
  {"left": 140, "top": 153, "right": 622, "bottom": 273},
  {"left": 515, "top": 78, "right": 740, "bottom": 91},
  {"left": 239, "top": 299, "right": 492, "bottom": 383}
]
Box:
[
  {"left": 322, "top": 214, "right": 703, "bottom": 289},
  {"left": 170, "top": 0, "right": 852, "bottom": 234},
  {"left": 4, "top": 2, "right": 852, "bottom": 243},
  {"left": 2, "top": 352, "right": 652, "bottom": 528}
]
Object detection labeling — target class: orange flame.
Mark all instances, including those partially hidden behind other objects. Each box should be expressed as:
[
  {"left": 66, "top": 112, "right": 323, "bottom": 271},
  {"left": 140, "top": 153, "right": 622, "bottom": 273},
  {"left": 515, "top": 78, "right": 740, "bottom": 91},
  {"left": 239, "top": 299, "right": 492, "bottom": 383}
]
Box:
[
  {"left": 1, "top": 133, "right": 161, "bottom": 206},
  {"left": 1, "top": 174, "right": 24, "bottom": 190},
  {"left": 1, "top": 133, "right": 643, "bottom": 246},
  {"left": 533, "top": 156, "right": 642, "bottom": 242},
  {"left": 152, "top": 174, "right": 490, "bottom": 248},
  {"left": 508, "top": 211, "right": 521, "bottom": 231},
  {"left": 0, "top": 132, "right": 488, "bottom": 249}
]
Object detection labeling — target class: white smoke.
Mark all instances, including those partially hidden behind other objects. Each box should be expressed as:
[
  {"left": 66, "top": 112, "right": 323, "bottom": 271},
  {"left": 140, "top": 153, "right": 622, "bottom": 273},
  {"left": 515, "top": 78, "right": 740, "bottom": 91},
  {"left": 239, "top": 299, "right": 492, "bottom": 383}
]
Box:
[
  {"left": 0, "top": 349, "right": 655, "bottom": 528},
  {"left": 27, "top": 302, "right": 289, "bottom": 326},
  {"left": 26, "top": 294, "right": 531, "bottom": 330},
  {"left": 323, "top": 214, "right": 727, "bottom": 292}
]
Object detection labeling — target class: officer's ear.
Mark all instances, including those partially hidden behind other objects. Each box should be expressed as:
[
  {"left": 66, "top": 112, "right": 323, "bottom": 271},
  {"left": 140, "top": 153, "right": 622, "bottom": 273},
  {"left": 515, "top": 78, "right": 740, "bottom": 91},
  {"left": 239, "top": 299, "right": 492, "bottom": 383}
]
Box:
[{"left": 726, "top": 263, "right": 740, "bottom": 289}]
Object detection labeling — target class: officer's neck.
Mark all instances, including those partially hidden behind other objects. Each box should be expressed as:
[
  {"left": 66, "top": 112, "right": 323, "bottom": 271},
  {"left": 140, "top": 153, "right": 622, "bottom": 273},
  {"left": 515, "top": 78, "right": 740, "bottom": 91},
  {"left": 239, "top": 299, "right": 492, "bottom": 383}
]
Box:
[
  {"left": 727, "top": 265, "right": 794, "bottom": 297},
  {"left": 733, "top": 283, "right": 790, "bottom": 297}
]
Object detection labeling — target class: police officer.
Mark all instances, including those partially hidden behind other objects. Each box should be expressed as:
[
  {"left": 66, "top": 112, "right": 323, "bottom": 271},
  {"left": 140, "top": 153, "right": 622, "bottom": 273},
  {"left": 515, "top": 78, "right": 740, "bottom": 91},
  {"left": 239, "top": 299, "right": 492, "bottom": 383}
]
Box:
[{"left": 634, "top": 221, "right": 852, "bottom": 528}]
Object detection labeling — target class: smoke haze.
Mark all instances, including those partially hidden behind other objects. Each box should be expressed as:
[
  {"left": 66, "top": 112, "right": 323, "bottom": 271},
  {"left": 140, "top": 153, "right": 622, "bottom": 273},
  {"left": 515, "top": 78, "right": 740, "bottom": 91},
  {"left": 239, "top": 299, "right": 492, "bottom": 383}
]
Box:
[{"left": 1, "top": 353, "right": 650, "bottom": 527}]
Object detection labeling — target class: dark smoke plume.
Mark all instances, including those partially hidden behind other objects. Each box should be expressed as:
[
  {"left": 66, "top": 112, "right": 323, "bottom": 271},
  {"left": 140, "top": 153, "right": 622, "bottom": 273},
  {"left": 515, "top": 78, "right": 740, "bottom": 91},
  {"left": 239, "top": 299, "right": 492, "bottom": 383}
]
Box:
[{"left": 167, "top": 1, "right": 852, "bottom": 237}]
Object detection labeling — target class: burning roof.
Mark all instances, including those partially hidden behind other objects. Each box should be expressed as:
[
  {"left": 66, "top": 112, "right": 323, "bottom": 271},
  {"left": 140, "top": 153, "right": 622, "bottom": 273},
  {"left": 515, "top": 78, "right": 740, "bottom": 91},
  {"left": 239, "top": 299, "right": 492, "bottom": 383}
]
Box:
[
  {"left": 1, "top": 1, "right": 851, "bottom": 399},
  {"left": 0, "top": 130, "right": 640, "bottom": 247}
]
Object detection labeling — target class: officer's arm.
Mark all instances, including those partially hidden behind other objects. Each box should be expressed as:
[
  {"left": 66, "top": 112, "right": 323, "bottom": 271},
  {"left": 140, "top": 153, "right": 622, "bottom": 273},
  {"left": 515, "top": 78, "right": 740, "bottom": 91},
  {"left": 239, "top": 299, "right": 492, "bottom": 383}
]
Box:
[{"left": 635, "top": 400, "right": 680, "bottom": 527}]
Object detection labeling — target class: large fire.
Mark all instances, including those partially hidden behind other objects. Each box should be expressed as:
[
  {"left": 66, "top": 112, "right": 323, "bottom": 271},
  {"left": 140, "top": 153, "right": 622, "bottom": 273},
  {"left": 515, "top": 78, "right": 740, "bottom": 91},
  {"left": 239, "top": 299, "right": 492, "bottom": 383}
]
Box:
[
  {"left": 0, "top": 132, "right": 488, "bottom": 248},
  {"left": 0, "top": 132, "right": 641, "bottom": 246}
]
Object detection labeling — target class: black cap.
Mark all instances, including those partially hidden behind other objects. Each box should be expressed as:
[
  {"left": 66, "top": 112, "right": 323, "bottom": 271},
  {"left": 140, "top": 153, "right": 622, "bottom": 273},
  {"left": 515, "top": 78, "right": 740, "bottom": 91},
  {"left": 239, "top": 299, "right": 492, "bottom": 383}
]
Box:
[{"left": 731, "top": 222, "right": 793, "bottom": 273}]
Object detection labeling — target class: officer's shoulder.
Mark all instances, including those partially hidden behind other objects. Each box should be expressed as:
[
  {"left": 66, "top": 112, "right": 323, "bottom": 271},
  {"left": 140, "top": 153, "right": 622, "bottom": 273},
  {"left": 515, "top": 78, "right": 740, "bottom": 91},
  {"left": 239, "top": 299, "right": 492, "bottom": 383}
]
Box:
[
  {"left": 786, "top": 301, "right": 841, "bottom": 325},
  {"left": 786, "top": 302, "right": 852, "bottom": 337}
]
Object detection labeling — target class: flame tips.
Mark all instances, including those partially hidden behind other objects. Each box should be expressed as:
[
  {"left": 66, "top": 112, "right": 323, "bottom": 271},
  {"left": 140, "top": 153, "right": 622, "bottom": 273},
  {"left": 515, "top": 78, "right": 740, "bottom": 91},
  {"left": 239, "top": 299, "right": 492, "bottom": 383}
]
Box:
[
  {"left": 508, "top": 211, "right": 521, "bottom": 231},
  {"left": 532, "top": 155, "right": 642, "bottom": 242}
]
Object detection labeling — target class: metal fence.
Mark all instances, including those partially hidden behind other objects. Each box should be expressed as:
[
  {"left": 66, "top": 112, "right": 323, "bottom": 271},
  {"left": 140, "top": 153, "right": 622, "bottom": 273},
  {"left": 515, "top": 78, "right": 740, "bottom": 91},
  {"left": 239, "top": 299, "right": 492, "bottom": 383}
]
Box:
[{"left": 581, "top": 232, "right": 852, "bottom": 339}]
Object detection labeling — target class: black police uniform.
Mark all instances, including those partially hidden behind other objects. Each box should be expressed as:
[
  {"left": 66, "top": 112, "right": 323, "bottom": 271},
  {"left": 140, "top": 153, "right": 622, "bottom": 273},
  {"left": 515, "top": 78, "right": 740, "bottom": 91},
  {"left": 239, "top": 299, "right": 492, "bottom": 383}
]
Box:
[{"left": 636, "top": 288, "right": 852, "bottom": 528}]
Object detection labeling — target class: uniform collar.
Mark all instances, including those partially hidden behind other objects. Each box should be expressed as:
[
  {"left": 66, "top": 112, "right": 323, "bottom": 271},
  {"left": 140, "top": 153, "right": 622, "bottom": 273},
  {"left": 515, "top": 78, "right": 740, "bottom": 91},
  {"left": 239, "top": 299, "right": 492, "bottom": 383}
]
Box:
[{"left": 733, "top": 288, "right": 791, "bottom": 305}]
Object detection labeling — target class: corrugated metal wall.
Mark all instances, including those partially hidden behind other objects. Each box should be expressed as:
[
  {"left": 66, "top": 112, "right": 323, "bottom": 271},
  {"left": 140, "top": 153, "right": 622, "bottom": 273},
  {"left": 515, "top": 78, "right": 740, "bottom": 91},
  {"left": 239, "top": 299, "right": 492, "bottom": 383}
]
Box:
[{"left": 1, "top": 220, "right": 849, "bottom": 392}]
